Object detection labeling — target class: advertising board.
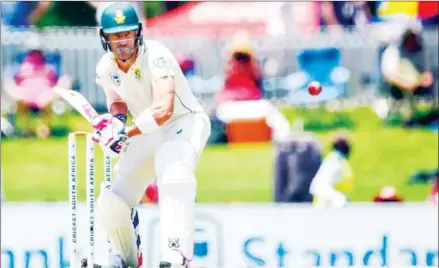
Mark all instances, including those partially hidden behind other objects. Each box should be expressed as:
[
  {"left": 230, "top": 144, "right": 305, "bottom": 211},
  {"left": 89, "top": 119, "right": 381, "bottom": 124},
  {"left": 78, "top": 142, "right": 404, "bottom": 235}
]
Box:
[{"left": 1, "top": 203, "right": 437, "bottom": 267}]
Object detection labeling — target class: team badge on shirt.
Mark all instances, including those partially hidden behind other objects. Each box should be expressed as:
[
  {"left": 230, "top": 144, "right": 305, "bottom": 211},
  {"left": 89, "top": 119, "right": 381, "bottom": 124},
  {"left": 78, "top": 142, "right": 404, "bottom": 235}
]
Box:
[
  {"left": 134, "top": 68, "right": 141, "bottom": 79},
  {"left": 109, "top": 71, "right": 121, "bottom": 86},
  {"left": 153, "top": 57, "right": 166, "bottom": 68}
]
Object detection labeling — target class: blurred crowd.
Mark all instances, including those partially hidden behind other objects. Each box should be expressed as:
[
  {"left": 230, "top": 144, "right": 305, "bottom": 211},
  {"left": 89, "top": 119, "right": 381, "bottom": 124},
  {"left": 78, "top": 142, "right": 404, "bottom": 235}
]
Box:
[
  {"left": 2, "top": 2, "right": 437, "bottom": 30},
  {"left": 1, "top": 1, "right": 437, "bottom": 137},
  {"left": 1, "top": 1, "right": 438, "bottom": 205},
  {"left": 0, "top": 1, "right": 190, "bottom": 29}
]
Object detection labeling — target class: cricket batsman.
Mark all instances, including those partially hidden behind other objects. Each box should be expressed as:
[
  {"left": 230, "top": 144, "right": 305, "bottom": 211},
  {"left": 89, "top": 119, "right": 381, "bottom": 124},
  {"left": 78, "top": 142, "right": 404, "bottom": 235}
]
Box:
[{"left": 86, "top": 3, "right": 211, "bottom": 268}]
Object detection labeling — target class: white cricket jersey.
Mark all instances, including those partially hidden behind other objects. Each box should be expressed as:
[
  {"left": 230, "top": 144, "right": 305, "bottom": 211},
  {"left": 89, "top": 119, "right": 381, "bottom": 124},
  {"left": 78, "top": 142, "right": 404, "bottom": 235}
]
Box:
[{"left": 95, "top": 40, "right": 203, "bottom": 123}]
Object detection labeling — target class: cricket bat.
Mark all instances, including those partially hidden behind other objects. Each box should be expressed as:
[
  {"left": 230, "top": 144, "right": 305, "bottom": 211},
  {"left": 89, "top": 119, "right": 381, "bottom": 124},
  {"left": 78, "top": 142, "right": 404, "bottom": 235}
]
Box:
[{"left": 53, "top": 86, "right": 99, "bottom": 123}]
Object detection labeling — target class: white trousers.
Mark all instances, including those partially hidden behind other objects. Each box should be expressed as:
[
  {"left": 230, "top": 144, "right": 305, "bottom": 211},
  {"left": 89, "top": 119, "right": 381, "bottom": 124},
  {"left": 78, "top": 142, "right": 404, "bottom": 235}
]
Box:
[{"left": 111, "top": 112, "right": 211, "bottom": 207}]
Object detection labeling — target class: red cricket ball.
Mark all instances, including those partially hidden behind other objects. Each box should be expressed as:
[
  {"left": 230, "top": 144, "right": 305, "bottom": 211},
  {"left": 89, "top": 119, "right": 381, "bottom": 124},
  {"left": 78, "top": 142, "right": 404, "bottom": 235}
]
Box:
[{"left": 308, "top": 81, "right": 322, "bottom": 96}]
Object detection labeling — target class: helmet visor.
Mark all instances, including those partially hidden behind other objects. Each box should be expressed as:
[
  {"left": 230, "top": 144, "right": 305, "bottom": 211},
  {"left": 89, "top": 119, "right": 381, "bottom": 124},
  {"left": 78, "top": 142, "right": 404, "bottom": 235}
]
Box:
[{"left": 102, "top": 24, "right": 139, "bottom": 34}]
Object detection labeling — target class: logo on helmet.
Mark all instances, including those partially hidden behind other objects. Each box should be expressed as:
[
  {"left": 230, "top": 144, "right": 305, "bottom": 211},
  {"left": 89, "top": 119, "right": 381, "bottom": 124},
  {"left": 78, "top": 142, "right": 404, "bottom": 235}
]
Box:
[{"left": 114, "top": 10, "right": 126, "bottom": 24}]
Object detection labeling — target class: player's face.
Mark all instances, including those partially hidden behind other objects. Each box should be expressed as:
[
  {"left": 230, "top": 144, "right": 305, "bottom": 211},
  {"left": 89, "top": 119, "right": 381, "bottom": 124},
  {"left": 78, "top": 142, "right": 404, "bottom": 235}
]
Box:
[{"left": 106, "top": 30, "right": 138, "bottom": 61}]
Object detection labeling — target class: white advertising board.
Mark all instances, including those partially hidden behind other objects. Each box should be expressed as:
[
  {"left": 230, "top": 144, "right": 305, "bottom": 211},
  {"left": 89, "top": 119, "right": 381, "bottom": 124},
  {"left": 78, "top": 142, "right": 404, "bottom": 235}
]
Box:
[{"left": 1, "top": 203, "right": 438, "bottom": 268}]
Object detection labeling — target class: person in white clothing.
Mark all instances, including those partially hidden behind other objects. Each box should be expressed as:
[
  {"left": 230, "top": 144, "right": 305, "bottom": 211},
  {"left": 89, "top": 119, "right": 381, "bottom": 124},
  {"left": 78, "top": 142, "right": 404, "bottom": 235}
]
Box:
[
  {"left": 87, "top": 3, "right": 211, "bottom": 268},
  {"left": 309, "top": 135, "right": 353, "bottom": 208}
]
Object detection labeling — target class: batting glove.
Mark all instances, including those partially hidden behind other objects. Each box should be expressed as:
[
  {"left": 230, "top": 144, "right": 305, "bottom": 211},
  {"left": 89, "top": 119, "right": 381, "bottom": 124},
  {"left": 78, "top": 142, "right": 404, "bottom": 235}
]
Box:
[
  {"left": 91, "top": 113, "right": 126, "bottom": 135},
  {"left": 94, "top": 128, "right": 128, "bottom": 158}
]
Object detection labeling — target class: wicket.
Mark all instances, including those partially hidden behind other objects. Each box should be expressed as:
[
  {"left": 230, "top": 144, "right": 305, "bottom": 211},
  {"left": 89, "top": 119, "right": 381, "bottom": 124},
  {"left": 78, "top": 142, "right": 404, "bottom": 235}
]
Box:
[{"left": 68, "top": 131, "right": 112, "bottom": 267}]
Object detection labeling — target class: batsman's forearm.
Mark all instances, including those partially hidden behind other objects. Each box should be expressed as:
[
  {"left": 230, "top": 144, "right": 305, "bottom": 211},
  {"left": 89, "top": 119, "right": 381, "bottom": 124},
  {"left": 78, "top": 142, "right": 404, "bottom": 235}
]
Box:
[
  {"left": 130, "top": 101, "right": 172, "bottom": 136},
  {"left": 124, "top": 124, "right": 142, "bottom": 138},
  {"left": 123, "top": 95, "right": 174, "bottom": 137},
  {"left": 109, "top": 102, "right": 128, "bottom": 117}
]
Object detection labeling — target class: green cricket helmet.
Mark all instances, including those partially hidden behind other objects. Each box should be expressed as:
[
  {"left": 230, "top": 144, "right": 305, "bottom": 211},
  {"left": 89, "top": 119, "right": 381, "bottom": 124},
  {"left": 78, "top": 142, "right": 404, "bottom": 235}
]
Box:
[{"left": 99, "top": 2, "right": 143, "bottom": 52}]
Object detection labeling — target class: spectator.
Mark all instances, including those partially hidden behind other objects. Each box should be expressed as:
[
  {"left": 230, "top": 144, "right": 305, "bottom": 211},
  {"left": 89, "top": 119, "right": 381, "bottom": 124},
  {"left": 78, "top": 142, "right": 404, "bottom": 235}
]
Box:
[
  {"left": 376, "top": 2, "right": 438, "bottom": 28},
  {"left": 309, "top": 132, "right": 354, "bottom": 208},
  {"left": 418, "top": 2, "right": 439, "bottom": 28},
  {"left": 3, "top": 47, "right": 73, "bottom": 138},
  {"left": 176, "top": 54, "right": 196, "bottom": 77},
  {"left": 1, "top": 2, "right": 46, "bottom": 29},
  {"left": 1, "top": 2, "right": 97, "bottom": 29},
  {"left": 216, "top": 30, "right": 263, "bottom": 105},
  {"left": 175, "top": 54, "right": 204, "bottom": 95},
  {"left": 274, "top": 132, "right": 322, "bottom": 203},
  {"left": 380, "top": 20, "right": 434, "bottom": 116},
  {"left": 319, "top": 1, "right": 372, "bottom": 31}
]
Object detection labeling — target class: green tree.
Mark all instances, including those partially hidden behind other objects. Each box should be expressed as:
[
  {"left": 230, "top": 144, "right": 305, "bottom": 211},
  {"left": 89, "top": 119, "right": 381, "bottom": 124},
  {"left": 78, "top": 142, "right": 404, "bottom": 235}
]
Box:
[
  {"left": 143, "top": 1, "right": 187, "bottom": 19},
  {"left": 143, "top": 2, "right": 165, "bottom": 19},
  {"left": 36, "top": 2, "right": 96, "bottom": 28}
]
